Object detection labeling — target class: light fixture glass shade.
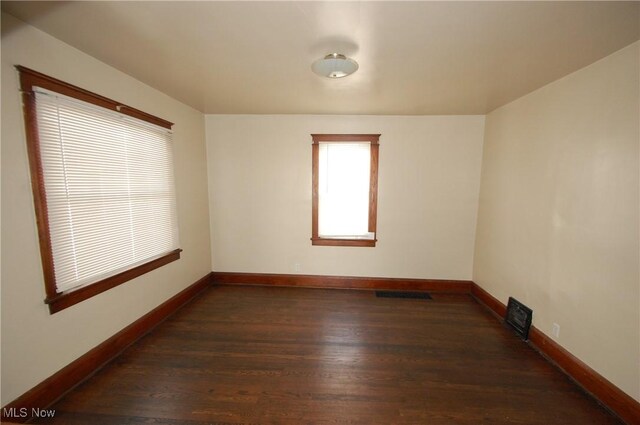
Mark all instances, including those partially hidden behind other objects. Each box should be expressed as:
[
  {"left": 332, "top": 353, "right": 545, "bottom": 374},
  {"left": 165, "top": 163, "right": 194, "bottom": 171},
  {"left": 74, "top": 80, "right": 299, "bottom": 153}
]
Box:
[{"left": 312, "top": 53, "right": 359, "bottom": 78}]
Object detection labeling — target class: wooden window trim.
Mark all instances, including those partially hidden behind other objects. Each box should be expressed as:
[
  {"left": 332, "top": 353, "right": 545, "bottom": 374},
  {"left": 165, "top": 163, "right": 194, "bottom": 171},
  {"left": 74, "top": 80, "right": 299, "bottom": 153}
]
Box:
[
  {"left": 16, "top": 66, "right": 173, "bottom": 129},
  {"left": 45, "top": 250, "right": 182, "bottom": 314},
  {"left": 17, "top": 66, "right": 180, "bottom": 314},
  {"left": 311, "top": 134, "right": 380, "bottom": 247}
]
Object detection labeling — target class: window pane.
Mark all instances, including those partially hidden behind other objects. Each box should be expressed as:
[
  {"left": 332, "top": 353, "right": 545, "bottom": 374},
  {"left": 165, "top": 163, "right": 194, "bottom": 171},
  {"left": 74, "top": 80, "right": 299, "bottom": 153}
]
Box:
[
  {"left": 35, "top": 88, "right": 180, "bottom": 293},
  {"left": 318, "top": 142, "right": 370, "bottom": 237}
]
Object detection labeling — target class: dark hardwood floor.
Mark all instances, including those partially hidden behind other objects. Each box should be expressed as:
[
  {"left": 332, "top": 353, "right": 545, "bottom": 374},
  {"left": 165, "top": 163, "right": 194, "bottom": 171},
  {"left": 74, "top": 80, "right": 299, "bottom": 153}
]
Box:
[{"left": 35, "top": 285, "right": 621, "bottom": 424}]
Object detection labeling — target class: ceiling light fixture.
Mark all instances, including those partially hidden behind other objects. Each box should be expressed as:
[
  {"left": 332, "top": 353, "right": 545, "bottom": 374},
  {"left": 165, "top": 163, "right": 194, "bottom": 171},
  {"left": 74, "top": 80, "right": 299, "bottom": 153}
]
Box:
[{"left": 311, "top": 53, "right": 359, "bottom": 78}]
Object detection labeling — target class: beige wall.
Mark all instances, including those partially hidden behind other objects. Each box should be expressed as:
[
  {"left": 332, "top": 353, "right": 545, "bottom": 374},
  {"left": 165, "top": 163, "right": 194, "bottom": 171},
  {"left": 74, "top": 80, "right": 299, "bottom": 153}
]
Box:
[
  {"left": 206, "top": 115, "right": 485, "bottom": 279},
  {"left": 4, "top": 6, "right": 637, "bottom": 410},
  {"left": 474, "top": 42, "right": 640, "bottom": 400},
  {"left": 1, "top": 13, "right": 211, "bottom": 405}
]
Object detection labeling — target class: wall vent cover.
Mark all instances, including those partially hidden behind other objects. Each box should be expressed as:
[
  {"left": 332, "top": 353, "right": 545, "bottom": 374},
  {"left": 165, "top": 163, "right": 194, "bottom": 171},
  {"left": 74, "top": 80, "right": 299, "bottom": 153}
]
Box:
[{"left": 505, "top": 297, "right": 533, "bottom": 340}]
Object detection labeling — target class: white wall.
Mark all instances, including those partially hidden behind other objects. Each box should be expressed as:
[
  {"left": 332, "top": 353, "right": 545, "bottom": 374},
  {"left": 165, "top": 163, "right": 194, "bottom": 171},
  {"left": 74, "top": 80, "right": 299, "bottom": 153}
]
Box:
[
  {"left": 1, "top": 13, "right": 211, "bottom": 405},
  {"left": 206, "top": 115, "right": 485, "bottom": 280},
  {"left": 474, "top": 42, "right": 640, "bottom": 400}
]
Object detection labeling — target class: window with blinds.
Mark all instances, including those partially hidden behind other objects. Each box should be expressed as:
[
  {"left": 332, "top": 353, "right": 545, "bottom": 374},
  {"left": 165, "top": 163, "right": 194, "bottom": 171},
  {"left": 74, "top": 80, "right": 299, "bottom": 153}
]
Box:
[
  {"left": 311, "top": 134, "right": 380, "bottom": 247},
  {"left": 18, "top": 66, "right": 181, "bottom": 313}
]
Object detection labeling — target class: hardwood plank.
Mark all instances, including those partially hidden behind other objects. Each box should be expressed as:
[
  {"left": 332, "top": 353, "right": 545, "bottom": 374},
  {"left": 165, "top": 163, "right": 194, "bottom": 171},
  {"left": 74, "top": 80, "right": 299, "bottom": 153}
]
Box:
[
  {"left": 29, "top": 285, "right": 621, "bottom": 424},
  {"left": 471, "top": 282, "right": 640, "bottom": 425},
  {"left": 2, "top": 273, "right": 212, "bottom": 423}
]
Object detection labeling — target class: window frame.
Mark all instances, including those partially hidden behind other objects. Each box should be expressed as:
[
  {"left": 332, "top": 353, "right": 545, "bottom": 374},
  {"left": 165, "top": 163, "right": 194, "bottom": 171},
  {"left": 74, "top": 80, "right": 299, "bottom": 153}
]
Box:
[
  {"left": 311, "top": 134, "right": 380, "bottom": 247},
  {"left": 17, "top": 66, "right": 181, "bottom": 314}
]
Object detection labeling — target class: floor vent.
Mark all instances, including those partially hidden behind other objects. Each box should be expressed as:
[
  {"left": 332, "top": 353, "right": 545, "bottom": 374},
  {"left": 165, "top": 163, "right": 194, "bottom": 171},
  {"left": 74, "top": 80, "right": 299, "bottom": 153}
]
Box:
[
  {"left": 505, "top": 297, "right": 533, "bottom": 340},
  {"left": 375, "top": 291, "right": 432, "bottom": 300}
]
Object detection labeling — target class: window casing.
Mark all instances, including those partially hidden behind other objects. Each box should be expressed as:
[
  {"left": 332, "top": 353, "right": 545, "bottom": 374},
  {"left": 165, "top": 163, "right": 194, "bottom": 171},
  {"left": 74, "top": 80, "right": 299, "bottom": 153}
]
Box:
[
  {"left": 311, "top": 134, "right": 380, "bottom": 247},
  {"left": 18, "top": 66, "right": 181, "bottom": 313}
]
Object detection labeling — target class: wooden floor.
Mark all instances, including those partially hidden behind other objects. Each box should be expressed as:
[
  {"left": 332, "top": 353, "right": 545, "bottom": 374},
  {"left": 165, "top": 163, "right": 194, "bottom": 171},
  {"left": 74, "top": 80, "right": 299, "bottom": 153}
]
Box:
[{"left": 36, "top": 285, "right": 621, "bottom": 424}]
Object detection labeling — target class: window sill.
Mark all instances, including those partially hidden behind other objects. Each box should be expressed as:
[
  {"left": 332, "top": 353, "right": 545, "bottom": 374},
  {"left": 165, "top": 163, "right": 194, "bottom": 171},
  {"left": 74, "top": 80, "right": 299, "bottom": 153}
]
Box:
[
  {"left": 311, "top": 238, "right": 377, "bottom": 247},
  {"left": 44, "top": 249, "right": 182, "bottom": 314}
]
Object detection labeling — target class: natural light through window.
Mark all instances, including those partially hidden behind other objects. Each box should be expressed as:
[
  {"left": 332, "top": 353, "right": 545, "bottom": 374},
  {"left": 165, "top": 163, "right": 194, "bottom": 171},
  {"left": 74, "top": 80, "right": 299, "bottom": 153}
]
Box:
[
  {"left": 318, "top": 142, "right": 372, "bottom": 239},
  {"left": 311, "top": 134, "right": 380, "bottom": 247}
]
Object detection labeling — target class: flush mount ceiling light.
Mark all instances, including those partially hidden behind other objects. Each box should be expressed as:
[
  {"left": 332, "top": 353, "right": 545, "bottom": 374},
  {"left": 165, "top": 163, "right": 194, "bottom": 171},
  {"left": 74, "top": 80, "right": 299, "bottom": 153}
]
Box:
[{"left": 311, "top": 53, "right": 359, "bottom": 78}]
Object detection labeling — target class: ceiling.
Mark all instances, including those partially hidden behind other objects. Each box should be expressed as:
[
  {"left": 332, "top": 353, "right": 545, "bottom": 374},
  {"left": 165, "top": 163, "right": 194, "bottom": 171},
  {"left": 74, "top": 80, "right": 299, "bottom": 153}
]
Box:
[{"left": 2, "top": 1, "right": 639, "bottom": 115}]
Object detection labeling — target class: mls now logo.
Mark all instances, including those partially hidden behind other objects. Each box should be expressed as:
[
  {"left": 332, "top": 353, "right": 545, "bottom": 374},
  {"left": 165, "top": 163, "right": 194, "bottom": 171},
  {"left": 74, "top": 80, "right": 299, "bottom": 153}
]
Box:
[{"left": 3, "top": 407, "right": 56, "bottom": 418}]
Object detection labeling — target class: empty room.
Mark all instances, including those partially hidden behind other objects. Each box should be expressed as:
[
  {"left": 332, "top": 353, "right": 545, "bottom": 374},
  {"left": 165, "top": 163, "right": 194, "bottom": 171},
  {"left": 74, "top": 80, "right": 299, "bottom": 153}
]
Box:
[{"left": 1, "top": 1, "right": 638, "bottom": 424}]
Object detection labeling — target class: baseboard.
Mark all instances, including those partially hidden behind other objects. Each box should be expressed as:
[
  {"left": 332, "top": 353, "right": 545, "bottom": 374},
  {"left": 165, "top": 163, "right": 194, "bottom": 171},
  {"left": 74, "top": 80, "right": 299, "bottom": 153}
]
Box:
[
  {"left": 470, "top": 282, "right": 640, "bottom": 425},
  {"left": 1, "top": 272, "right": 212, "bottom": 423},
  {"left": 211, "top": 271, "right": 472, "bottom": 293}
]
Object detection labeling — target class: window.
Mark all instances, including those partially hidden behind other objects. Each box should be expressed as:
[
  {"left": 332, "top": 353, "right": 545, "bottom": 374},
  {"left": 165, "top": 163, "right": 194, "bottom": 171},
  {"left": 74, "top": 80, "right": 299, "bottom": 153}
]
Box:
[
  {"left": 311, "top": 134, "right": 380, "bottom": 247},
  {"left": 17, "top": 66, "right": 181, "bottom": 313}
]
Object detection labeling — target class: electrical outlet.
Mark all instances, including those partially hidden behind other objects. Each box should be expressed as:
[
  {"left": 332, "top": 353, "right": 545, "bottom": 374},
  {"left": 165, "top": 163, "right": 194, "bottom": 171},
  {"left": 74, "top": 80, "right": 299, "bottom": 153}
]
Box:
[
  {"left": 294, "top": 263, "right": 301, "bottom": 272},
  {"left": 552, "top": 323, "right": 560, "bottom": 339}
]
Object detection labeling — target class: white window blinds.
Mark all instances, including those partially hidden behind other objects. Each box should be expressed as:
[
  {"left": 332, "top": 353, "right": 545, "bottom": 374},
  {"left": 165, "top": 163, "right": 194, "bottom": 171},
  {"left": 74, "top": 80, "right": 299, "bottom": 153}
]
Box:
[
  {"left": 34, "top": 87, "right": 180, "bottom": 293},
  {"left": 318, "top": 142, "right": 373, "bottom": 239}
]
